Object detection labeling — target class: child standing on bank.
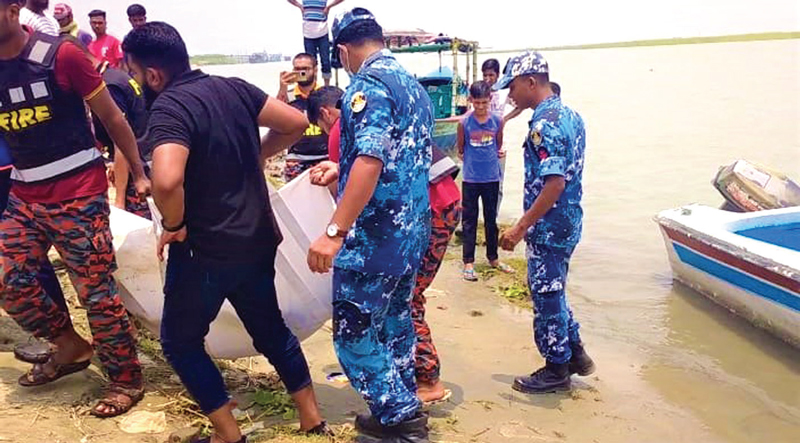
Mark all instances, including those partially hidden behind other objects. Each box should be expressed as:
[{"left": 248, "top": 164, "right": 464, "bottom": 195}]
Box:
[{"left": 458, "top": 81, "right": 514, "bottom": 281}]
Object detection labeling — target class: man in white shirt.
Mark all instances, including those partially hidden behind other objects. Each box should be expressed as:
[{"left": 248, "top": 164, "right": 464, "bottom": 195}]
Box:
[
  {"left": 287, "top": 0, "right": 346, "bottom": 86},
  {"left": 20, "top": 0, "right": 59, "bottom": 36}
]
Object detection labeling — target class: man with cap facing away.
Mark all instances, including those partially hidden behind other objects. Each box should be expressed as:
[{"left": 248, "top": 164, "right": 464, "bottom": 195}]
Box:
[
  {"left": 53, "top": 3, "right": 92, "bottom": 47},
  {"left": 496, "top": 51, "right": 596, "bottom": 394},
  {"left": 307, "top": 7, "right": 433, "bottom": 443}
]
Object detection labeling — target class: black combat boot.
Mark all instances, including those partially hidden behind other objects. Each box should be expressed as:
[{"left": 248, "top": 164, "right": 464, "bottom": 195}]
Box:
[
  {"left": 355, "top": 412, "right": 429, "bottom": 443},
  {"left": 513, "top": 361, "right": 571, "bottom": 394},
  {"left": 569, "top": 342, "right": 596, "bottom": 376}
]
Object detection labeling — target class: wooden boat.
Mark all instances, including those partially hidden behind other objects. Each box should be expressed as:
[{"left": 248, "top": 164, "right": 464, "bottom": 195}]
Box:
[
  {"left": 655, "top": 204, "right": 800, "bottom": 347},
  {"left": 110, "top": 170, "right": 335, "bottom": 359},
  {"left": 389, "top": 32, "right": 479, "bottom": 159},
  {"left": 713, "top": 159, "right": 800, "bottom": 212}
]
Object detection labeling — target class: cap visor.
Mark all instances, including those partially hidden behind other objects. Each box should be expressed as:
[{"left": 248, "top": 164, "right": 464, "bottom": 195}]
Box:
[{"left": 493, "top": 75, "right": 513, "bottom": 91}]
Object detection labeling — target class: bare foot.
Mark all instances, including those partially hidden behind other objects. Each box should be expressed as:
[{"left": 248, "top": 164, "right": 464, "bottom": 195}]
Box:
[{"left": 417, "top": 379, "right": 447, "bottom": 403}]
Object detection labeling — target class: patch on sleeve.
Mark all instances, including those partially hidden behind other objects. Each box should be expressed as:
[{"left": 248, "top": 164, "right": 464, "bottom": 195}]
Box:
[
  {"left": 350, "top": 92, "right": 367, "bottom": 113},
  {"left": 531, "top": 130, "right": 543, "bottom": 147}
]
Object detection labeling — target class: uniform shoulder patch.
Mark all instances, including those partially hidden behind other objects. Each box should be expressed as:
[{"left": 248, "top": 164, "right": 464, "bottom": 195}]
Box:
[
  {"left": 531, "top": 130, "right": 543, "bottom": 146},
  {"left": 350, "top": 92, "right": 367, "bottom": 113}
]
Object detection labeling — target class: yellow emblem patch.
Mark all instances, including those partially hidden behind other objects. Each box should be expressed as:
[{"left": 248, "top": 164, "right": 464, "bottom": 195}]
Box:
[
  {"left": 351, "top": 92, "right": 367, "bottom": 113},
  {"left": 531, "top": 131, "right": 542, "bottom": 146}
]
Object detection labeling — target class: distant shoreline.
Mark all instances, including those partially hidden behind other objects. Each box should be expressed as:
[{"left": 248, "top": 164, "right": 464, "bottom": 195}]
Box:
[
  {"left": 190, "top": 31, "right": 800, "bottom": 66},
  {"left": 482, "top": 31, "right": 800, "bottom": 54}
]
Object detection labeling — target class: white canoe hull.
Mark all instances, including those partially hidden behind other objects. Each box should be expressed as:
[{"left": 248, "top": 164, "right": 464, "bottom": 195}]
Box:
[
  {"left": 656, "top": 205, "right": 800, "bottom": 347},
  {"left": 110, "top": 171, "right": 335, "bottom": 359}
]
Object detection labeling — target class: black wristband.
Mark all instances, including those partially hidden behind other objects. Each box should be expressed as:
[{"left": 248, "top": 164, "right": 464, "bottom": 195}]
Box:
[{"left": 162, "top": 220, "right": 186, "bottom": 233}]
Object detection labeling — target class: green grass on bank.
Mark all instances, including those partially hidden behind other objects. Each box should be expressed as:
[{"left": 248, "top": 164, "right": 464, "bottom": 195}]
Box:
[
  {"left": 486, "top": 31, "right": 800, "bottom": 55},
  {"left": 191, "top": 54, "right": 239, "bottom": 66}
]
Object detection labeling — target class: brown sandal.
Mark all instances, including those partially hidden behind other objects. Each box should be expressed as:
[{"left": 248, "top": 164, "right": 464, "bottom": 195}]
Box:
[
  {"left": 18, "top": 357, "right": 91, "bottom": 387},
  {"left": 90, "top": 386, "right": 145, "bottom": 418}
]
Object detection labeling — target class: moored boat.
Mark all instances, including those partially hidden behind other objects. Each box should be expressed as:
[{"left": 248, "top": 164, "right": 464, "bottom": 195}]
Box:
[{"left": 655, "top": 204, "right": 800, "bottom": 347}]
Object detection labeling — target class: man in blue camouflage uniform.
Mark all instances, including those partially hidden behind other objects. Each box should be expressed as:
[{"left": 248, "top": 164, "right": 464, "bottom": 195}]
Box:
[
  {"left": 496, "top": 51, "right": 596, "bottom": 394},
  {"left": 307, "top": 7, "right": 433, "bottom": 443}
]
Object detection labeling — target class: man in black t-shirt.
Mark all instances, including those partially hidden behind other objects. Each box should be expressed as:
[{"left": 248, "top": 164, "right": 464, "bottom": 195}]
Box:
[{"left": 123, "top": 22, "right": 332, "bottom": 443}]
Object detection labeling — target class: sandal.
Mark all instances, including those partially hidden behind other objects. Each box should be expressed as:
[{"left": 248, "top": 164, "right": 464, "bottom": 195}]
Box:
[
  {"left": 14, "top": 340, "right": 55, "bottom": 365},
  {"left": 90, "top": 386, "right": 145, "bottom": 418},
  {"left": 422, "top": 389, "right": 453, "bottom": 408},
  {"left": 463, "top": 268, "right": 478, "bottom": 282},
  {"left": 494, "top": 262, "right": 516, "bottom": 274},
  {"left": 195, "top": 436, "right": 247, "bottom": 443},
  {"left": 18, "top": 357, "right": 91, "bottom": 387},
  {"left": 306, "top": 421, "right": 335, "bottom": 436}
]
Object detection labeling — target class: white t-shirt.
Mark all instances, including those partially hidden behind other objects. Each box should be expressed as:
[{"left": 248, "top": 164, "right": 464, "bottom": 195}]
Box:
[
  {"left": 491, "top": 89, "right": 510, "bottom": 117},
  {"left": 20, "top": 8, "right": 60, "bottom": 37}
]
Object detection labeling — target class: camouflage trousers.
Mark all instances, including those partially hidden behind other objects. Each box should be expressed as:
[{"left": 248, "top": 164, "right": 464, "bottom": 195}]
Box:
[
  {"left": 0, "top": 193, "right": 142, "bottom": 389},
  {"left": 333, "top": 268, "right": 420, "bottom": 426},
  {"left": 527, "top": 243, "right": 582, "bottom": 365},
  {"left": 411, "top": 201, "right": 461, "bottom": 384}
]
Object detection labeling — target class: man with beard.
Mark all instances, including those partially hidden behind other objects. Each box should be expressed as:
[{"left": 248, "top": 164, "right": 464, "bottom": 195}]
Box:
[
  {"left": 0, "top": 0, "right": 149, "bottom": 418},
  {"left": 19, "top": 0, "right": 58, "bottom": 35},
  {"left": 123, "top": 21, "right": 332, "bottom": 442},
  {"left": 277, "top": 53, "right": 328, "bottom": 182}
]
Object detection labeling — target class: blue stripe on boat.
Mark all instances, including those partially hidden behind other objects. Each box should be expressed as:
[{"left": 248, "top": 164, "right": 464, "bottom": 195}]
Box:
[{"left": 673, "top": 243, "right": 800, "bottom": 313}]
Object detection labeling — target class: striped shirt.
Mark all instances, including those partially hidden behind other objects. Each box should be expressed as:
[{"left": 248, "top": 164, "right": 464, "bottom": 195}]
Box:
[
  {"left": 20, "top": 8, "right": 60, "bottom": 37},
  {"left": 302, "top": 0, "right": 329, "bottom": 39}
]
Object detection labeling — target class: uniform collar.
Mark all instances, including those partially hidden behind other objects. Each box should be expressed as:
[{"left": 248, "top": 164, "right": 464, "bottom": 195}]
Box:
[{"left": 360, "top": 48, "right": 393, "bottom": 72}]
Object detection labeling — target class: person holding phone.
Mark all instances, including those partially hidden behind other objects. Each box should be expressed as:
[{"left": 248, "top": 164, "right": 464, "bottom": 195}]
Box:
[{"left": 277, "top": 53, "right": 329, "bottom": 182}]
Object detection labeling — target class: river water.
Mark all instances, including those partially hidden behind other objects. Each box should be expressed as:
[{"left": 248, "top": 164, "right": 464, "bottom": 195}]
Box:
[{"left": 205, "top": 38, "right": 800, "bottom": 442}]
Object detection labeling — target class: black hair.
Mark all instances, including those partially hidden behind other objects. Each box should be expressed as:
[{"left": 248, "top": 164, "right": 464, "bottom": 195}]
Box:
[
  {"left": 337, "top": 14, "right": 384, "bottom": 47},
  {"left": 307, "top": 86, "right": 344, "bottom": 125},
  {"left": 469, "top": 80, "right": 492, "bottom": 99},
  {"left": 127, "top": 4, "right": 146, "bottom": 17},
  {"left": 88, "top": 9, "right": 106, "bottom": 19},
  {"left": 0, "top": 0, "right": 23, "bottom": 6},
  {"left": 294, "top": 52, "right": 317, "bottom": 66},
  {"left": 122, "top": 22, "right": 191, "bottom": 79},
  {"left": 550, "top": 81, "right": 561, "bottom": 97},
  {"left": 481, "top": 59, "right": 500, "bottom": 75}
]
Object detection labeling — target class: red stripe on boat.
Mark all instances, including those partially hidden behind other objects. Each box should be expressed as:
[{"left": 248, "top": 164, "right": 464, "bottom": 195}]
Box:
[{"left": 663, "top": 226, "right": 800, "bottom": 294}]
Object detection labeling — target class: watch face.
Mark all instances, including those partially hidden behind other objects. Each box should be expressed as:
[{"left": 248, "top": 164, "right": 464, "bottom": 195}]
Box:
[{"left": 327, "top": 225, "right": 337, "bottom": 237}]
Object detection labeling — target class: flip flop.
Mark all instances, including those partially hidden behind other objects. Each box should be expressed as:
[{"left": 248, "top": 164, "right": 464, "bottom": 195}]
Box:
[
  {"left": 90, "top": 386, "right": 145, "bottom": 419},
  {"left": 18, "top": 358, "right": 91, "bottom": 387},
  {"left": 463, "top": 268, "right": 478, "bottom": 282},
  {"left": 494, "top": 262, "right": 516, "bottom": 274},
  {"left": 422, "top": 389, "right": 453, "bottom": 408}
]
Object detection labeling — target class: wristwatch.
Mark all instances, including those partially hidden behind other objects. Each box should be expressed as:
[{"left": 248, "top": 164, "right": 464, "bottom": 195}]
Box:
[{"left": 326, "top": 223, "right": 348, "bottom": 239}]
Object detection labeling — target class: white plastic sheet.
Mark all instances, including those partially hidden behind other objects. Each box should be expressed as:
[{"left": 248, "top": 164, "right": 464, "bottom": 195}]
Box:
[{"left": 111, "top": 170, "right": 335, "bottom": 359}]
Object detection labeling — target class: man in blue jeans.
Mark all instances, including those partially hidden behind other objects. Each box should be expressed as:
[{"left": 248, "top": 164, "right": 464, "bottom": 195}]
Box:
[
  {"left": 0, "top": 135, "right": 70, "bottom": 365},
  {"left": 123, "top": 22, "right": 331, "bottom": 443},
  {"left": 287, "top": 0, "right": 345, "bottom": 86}
]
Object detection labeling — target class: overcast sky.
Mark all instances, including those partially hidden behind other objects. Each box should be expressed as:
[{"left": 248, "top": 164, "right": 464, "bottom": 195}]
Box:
[{"left": 64, "top": 0, "right": 799, "bottom": 55}]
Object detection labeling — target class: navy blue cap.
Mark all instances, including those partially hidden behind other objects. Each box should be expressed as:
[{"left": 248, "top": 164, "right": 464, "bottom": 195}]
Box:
[
  {"left": 494, "top": 50, "right": 549, "bottom": 90},
  {"left": 330, "top": 7, "right": 378, "bottom": 68}
]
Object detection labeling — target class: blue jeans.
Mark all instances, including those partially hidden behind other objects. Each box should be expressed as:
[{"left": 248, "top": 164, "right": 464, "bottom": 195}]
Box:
[
  {"left": 0, "top": 169, "right": 69, "bottom": 319},
  {"left": 526, "top": 243, "right": 582, "bottom": 364},
  {"left": 332, "top": 268, "right": 420, "bottom": 426},
  {"left": 304, "top": 36, "right": 332, "bottom": 79},
  {"left": 161, "top": 242, "right": 311, "bottom": 414}
]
